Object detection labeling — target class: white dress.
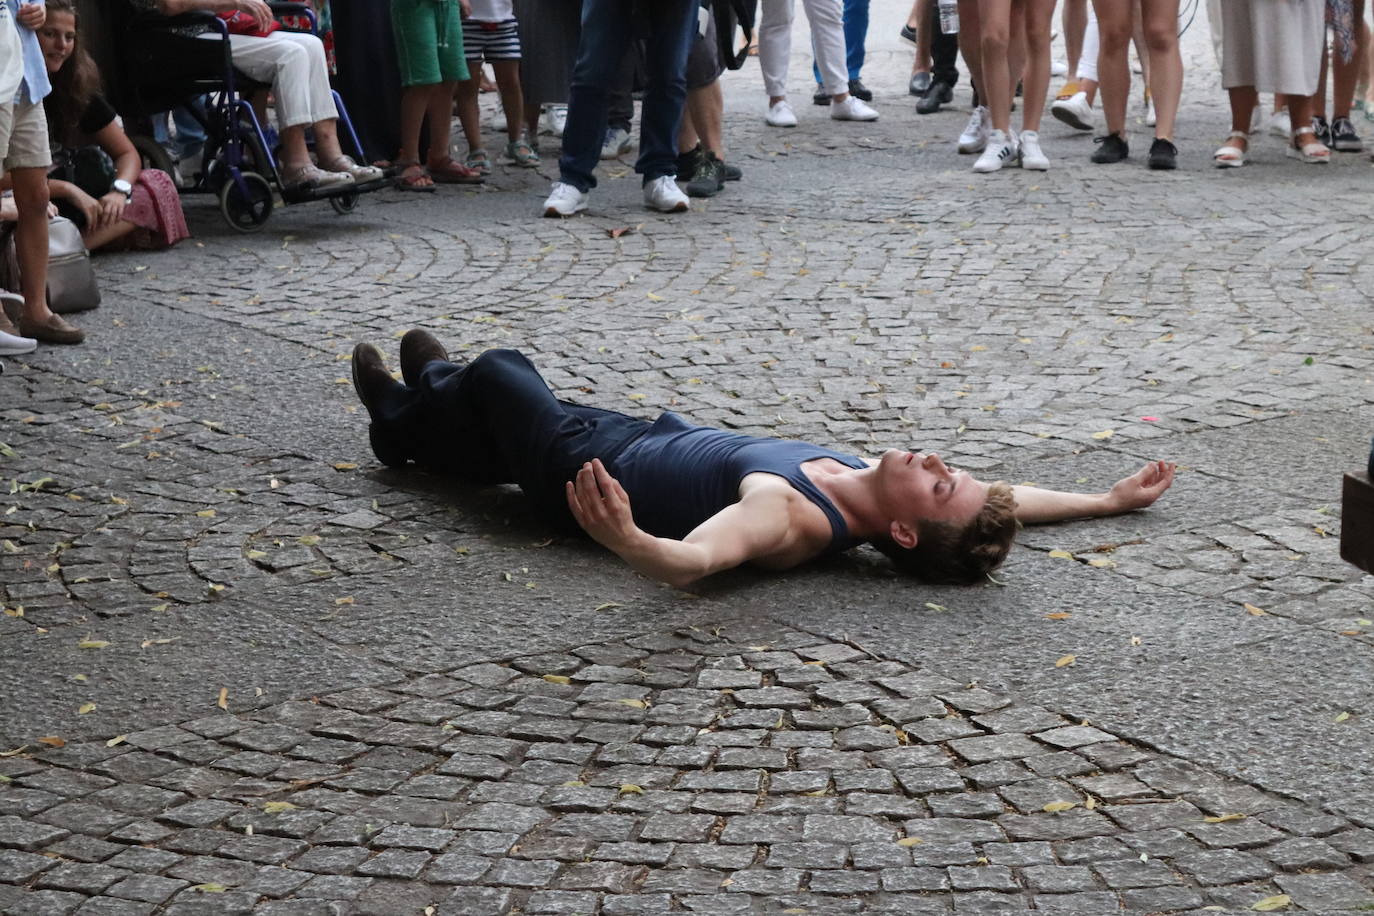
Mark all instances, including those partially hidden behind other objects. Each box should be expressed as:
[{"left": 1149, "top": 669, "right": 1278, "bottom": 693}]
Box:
[{"left": 1219, "top": 0, "right": 1323, "bottom": 96}]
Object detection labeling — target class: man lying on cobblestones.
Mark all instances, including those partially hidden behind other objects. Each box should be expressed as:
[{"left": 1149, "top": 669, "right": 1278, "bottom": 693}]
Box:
[{"left": 352, "top": 332, "right": 1176, "bottom": 586}]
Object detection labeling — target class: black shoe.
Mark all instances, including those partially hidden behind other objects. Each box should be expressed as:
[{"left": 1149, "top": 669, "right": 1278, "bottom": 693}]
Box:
[
  {"left": 848, "top": 79, "right": 873, "bottom": 102},
  {"left": 1312, "top": 115, "right": 1332, "bottom": 147},
  {"left": 899, "top": 23, "right": 918, "bottom": 44},
  {"left": 399, "top": 329, "right": 449, "bottom": 387},
  {"left": 351, "top": 343, "right": 408, "bottom": 468},
  {"left": 909, "top": 72, "right": 932, "bottom": 97},
  {"left": 721, "top": 160, "right": 742, "bottom": 182},
  {"left": 676, "top": 143, "right": 702, "bottom": 178},
  {"left": 1091, "top": 133, "right": 1129, "bottom": 163},
  {"left": 1330, "top": 116, "right": 1364, "bottom": 151},
  {"left": 916, "top": 81, "right": 952, "bottom": 114},
  {"left": 813, "top": 87, "right": 831, "bottom": 106},
  {"left": 685, "top": 151, "right": 725, "bottom": 198},
  {"left": 1147, "top": 137, "right": 1178, "bottom": 170}
]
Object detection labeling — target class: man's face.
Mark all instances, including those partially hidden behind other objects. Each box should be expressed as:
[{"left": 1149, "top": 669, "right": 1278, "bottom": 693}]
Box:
[{"left": 877, "top": 450, "right": 989, "bottom": 532}]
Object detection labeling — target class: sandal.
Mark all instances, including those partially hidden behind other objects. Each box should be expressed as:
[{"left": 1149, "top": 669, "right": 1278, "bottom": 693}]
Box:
[
  {"left": 426, "top": 156, "right": 485, "bottom": 184},
  {"left": 464, "top": 148, "right": 492, "bottom": 175},
  {"left": 393, "top": 161, "right": 436, "bottom": 192},
  {"left": 505, "top": 138, "right": 540, "bottom": 168},
  {"left": 281, "top": 163, "right": 352, "bottom": 192},
  {"left": 321, "top": 154, "right": 384, "bottom": 183},
  {"left": 1213, "top": 130, "right": 1248, "bottom": 168},
  {"left": 1288, "top": 127, "right": 1331, "bottom": 163}
]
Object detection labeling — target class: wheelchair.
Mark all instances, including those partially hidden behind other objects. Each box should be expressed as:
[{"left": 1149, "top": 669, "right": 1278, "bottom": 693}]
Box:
[{"left": 113, "top": 2, "right": 388, "bottom": 233}]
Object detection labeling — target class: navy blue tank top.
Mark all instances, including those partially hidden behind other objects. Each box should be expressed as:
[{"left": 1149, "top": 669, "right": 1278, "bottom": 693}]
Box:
[{"left": 609, "top": 412, "right": 868, "bottom": 552}]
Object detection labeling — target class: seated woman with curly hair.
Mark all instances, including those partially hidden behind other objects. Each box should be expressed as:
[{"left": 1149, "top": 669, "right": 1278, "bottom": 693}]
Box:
[{"left": 39, "top": 0, "right": 189, "bottom": 250}]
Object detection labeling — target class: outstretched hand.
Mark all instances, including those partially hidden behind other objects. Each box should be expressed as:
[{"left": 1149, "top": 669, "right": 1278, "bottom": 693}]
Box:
[
  {"left": 566, "top": 459, "right": 642, "bottom": 552},
  {"left": 1107, "top": 460, "right": 1176, "bottom": 513}
]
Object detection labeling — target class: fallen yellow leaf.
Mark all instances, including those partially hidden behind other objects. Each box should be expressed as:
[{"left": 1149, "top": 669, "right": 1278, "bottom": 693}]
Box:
[
  {"left": 37, "top": 736, "right": 65, "bottom": 748},
  {"left": 542, "top": 674, "right": 571, "bottom": 685},
  {"left": 1047, "top": 549, "right": 1074, "bottom": 560},
  {"left": 1055, "top": 654, "right": 1077, "bottom": 668},
  {"left": 216, "top": 687, "right": 228, "bottom": 710},
  {"left": 105, "top": 735, "right": 126, "bottom": 747},
  {"left": 897, "top": 837, "right": 924, "bottom": 846},
  {"left": 616, "top": 698, "right": 648, "bottom": 709},
  {"left": 1091, "top": 430, "right": 1114, "bottom": 440},
  {"left": 1043, "top": 800, "right": 1076, "bottom": 813},
  {"left": 77, "top": 703, "right": 96, "bottom": 715},
  {"left": 619, "top": 784, "right": 644, "bottom": 794},
  {"left": 1203, "top": 813, "right": 1245, "bottom": 823},
  {"left": 1044, "top": 612, "right": 1072, "bottom": 620},
  {"left": 78, "top": 640, "right": 110, "bottom": 650},
  {"left": 262, "top": 801, "right": 297, "bottom": 814}
]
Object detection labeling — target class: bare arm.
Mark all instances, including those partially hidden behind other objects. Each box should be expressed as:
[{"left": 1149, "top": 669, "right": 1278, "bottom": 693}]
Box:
[
  {"left": 566, "top": 459, "right": 793, "bottom": 588},
  {"left": 1013, "top": 460, "right": 1176, "bottom": 524}
]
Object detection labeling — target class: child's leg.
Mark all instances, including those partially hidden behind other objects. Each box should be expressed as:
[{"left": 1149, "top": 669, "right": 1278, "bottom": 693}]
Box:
[
  {"left": 425, "top": 82, "right": 460, "bottom": 165},
  {"left": 456, "top": 65, "right": 484, "bottom": 151},
  {"left": 492, "top": 60, "right": 525, "bottom": 142}
]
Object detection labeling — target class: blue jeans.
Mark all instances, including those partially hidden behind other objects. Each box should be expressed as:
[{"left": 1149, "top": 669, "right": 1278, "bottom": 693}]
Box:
[
  {"left": 151, "top": 101, "right": 208, "bottom": 162},
  {"left": 558, "top": 0, "right": 698, "bottom": 191},
  {"left": 812, "top": 0, "right": 869, "bottom": 84}
]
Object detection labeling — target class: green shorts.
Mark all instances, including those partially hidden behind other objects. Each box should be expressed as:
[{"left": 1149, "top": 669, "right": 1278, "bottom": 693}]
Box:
[{"left": 391, "top": 0, "right": 469, "bottom": 87}]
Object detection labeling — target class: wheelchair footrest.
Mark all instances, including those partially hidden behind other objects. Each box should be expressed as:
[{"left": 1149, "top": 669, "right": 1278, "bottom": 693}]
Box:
[{"left": 279, "top": 175, "right": 390, "bottom": 206}]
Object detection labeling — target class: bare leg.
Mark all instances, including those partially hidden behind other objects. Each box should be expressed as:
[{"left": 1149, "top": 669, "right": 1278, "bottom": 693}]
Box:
[
  {"left": 1021, "top": 0, "right": 1055, "bottom": 131},
  {"left": 684, "top": 80, "right": 725, "bottom": 157},
  {"left": 425, "top": 81, "right": 459, "bottom": 165},
  {"left": 1062, "top": 0, "right": 1087, "bottom": 80},
  {"left": 491, "top": 60, "right": 525, "bottom": 142},
  {"left": 1140, "top": 0, "right": 1180, "bottom": 139},
  {"left": 1221, "top": 85, "right": 1256, "bottom": 156},
  {"left": 979, "top": 0, "right": 1014, "bottom": 132},
  {"left": 958, "top": 0, "right": 986, "bottom": 103},
  {"left": 279, "top": 124, "right": 311, "bottom": 169},
  {"left": 455, "top": 68, "right": 484, "bottom": 151},
  {"left": 1092, "top": 0, "right": 1131, "bottom": 137},
  {"left": 913, "top": 0, "right": 934, "bottom": 74},
  {"left": 11, "top": 168, "right": 59, "bottom": 328},
  {"left": 83, "top": 221, "right": 138, "bottom": 251}
]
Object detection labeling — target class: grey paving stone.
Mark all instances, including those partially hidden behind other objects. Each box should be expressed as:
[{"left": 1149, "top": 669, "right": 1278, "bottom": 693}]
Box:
[{"left": 1273, "top": 872, "right": 1374, "bottom": 910}]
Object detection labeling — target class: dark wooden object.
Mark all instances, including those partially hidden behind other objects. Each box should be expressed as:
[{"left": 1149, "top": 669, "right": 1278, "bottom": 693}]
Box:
[{"left": 1342, "top": 471, "right": 1374, "bottom": 574}]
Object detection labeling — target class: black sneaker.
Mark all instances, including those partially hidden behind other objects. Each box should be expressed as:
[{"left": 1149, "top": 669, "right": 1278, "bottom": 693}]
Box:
[
  {"left": 1330, "top": 116, "right": 1364, "bottom": 151},
  {"left": 1312, "top": 115, "right": 1332, "bottom": 146},
  {"left": 685, "top": 151, "right": 725, "bottom": 198},
  {"left": 848, "top": 79, "right": 873, "bottom": 102},
  {"left": 813, "top": 87, "right": 831, "bottom": 106},
  {"left": 1147, "top": 137, "right": 1178, "bottom": 170},
  {"left": 1091, "top": 133, "right": 1129, "bottom": 163},
  {"left": 721, "top": 160, "right": 742, "bottom": 182},
  {"left": 676, "top": 143, "right": 702, "bottom": 178},
  {"left": 899, "top": 23, "right": 918, "bottom": 44}
]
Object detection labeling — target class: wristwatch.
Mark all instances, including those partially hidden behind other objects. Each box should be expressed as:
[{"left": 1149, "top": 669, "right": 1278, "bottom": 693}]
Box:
[{"left": 112, "top": 178, "right": 133, "bottom": 201}]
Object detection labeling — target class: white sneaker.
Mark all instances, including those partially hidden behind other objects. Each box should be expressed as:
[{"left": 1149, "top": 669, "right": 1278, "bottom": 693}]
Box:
[
  {"left": 973, "top": 129, "right": 1016, "bottom": 172},
  {"left": 830, "top": 96, "right": 879, "bottom": 121},
  {"left": 541, "top": 104, "right": 567, "bottom": 138},
  {"left": 1144, "top": 96, "right": 1157, "bottom": 127},
  {"left": 1018, "top": 130, "right": 1049, "bottom": 170},
  {"left": 766, "top": 100, "right": 798, "bottom": 127},
  {"left": 957, "top": 106, "right": 991, "bottom": 153},
  {"left": 542, "top": 181, "right": 588, "bottom": 218},
  {"left": 1268, "top": 109, "right": 1292, "bottom": 138},
  {"left": 491, "top": 110, "right": 508, "bottom": 133},
  {"left": 0, "top": 328, "right": 36, "bottom": 355},
  {"left": 1051, "top": 92, "right": 1094, "bottom": 131},
  {"left": 1051, "top": 58, "right": 1068, "bottom": 77},
  {"left": 600, "top": 126, "right": 632, "bottom": 159},
  {"left": 643, "top": 175, "right": 689, "bottom": 213}
]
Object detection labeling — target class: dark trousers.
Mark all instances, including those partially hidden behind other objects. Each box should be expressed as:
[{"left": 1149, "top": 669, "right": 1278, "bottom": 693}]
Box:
[
  {"left": 930, "top": 1, "right": 959, "bottom": 90},
  {"left": 558, "top": 0, "right": 697, "bottom": 190},
  {"left": 370, "top": 350, "right": 651, "bottom": 526}
]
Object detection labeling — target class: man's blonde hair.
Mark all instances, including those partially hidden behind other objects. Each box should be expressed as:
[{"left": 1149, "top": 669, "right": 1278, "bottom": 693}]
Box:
[{"left": 871, "top": 481, "right": 1019, "bottom": 584}]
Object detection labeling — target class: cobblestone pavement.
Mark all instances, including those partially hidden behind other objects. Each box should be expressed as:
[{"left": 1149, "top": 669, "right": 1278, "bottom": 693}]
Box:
[{"left": 1, "top": 0, "right": 1373, "bottom": 911}]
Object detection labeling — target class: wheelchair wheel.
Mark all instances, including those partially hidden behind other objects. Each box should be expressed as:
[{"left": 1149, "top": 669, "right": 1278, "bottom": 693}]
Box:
[
  {"left": 219, "top": 172, "right": 274, "bottom": 232},
  {"left": 133, "top": 135, "right": 176, "bottom": 179},
  {"left": 329, "top": 190, "right": 360, "bottom": 215}
]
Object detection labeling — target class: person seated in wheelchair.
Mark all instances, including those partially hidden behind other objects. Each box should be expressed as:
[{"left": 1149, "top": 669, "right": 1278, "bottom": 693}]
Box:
[
  {"left": 40, "top": 0, "right": 188, "bottom": 251},
  {"left": 133, "top": 0, "right": 382, "bottom": 192}
]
